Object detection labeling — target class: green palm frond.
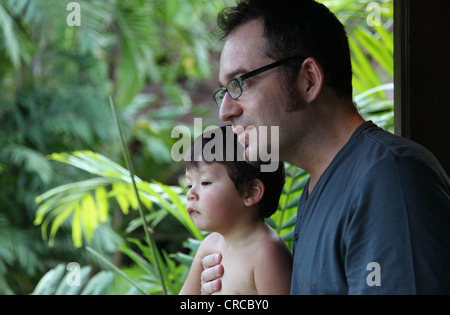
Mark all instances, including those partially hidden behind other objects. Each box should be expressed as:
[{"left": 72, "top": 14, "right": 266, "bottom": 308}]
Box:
[
  {"left": 319, "top": 0, "right": 394, "bottom": 132},
  {"left": 0, "top": 4, "right": 22, "bottom": 68},
  {"left": 0, "top": 144, "right": 53, "bottom": 184},
  {"left": 0, "top": 214, "right": 45, "bottom": 294},
  {"left": 34, "top": 151, "right": 201, "bottom": 248},
  {"left": 31, "top": 263, "right": 115, "bottom": 295},
  {"left": 268, "top": 163, "right": 309, "bottom": 250}
]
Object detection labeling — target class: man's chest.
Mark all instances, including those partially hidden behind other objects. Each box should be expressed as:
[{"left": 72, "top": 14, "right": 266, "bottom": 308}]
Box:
[{"left": 291, "top": 189, "right": 351, "bottom": 294}]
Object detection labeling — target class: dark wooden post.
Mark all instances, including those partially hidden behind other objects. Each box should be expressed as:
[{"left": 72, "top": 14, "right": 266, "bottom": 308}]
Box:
[{"left": 394, "top": 0, "right": 450, "bottom": 175}]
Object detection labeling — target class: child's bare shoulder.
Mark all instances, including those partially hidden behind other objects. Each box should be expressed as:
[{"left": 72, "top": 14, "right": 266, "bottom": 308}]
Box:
[
  {"left": 197, "top": 232, "right": 224, "bottom": 257},
  {"left": 256, "top": 228, "right": 292, "bottom": 261},
  {"left": 253, "top": 227, "right": 292, "bottom": 294}
]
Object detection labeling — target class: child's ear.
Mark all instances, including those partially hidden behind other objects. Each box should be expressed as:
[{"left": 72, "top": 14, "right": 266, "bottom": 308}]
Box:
[{"left": 244, "top": 179, "right": 264, "bottom": 207}]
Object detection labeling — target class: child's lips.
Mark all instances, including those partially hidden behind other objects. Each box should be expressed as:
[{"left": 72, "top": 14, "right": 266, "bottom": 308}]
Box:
[{"left": 187, "top": 207, "right": 199, "bottom": 216}]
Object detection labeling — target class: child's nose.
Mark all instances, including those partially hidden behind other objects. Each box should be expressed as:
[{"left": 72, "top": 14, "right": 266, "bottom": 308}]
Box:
[{"left": 187, "top": 187, "right": 198, "bottom": 201}]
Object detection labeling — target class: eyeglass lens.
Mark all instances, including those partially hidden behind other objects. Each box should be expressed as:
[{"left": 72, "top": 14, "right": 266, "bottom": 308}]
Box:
[{"left": 215, "top": 79, "right": 242, "bottom": 106}]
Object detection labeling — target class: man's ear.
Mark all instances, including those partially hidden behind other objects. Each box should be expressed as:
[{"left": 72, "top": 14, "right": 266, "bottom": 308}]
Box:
[
  {"left": 244, "top": 179, "right": 264, "bottom": 207},
  {"left": 296, "top": 57, "right": 324, "bottom": 103}
]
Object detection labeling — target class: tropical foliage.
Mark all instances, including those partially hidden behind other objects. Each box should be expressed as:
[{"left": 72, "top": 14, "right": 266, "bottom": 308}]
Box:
[{"left": 0, "top": 0, "right": 393, "bottom": 294}]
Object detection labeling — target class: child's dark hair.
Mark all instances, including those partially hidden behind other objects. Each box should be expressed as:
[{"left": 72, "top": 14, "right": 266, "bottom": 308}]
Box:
[{"left": 184, "top": 125, "right": 285, "bottom": 218}]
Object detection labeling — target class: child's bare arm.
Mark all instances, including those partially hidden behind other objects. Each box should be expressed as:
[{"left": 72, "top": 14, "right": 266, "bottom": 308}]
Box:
[
  {"left": 179, "top": 250, "right": 204, "bottom": 295},
  {"left": 254, "top": 240, "right": 293, "bottom": 295}
]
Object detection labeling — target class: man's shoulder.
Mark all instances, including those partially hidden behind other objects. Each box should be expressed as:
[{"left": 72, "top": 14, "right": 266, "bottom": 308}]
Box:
[
  {"left": 360, "top": 127, "right": 447, "bottom": 182},
  {"left": 357, "top": 122, "right": 435, "bottom": 162},
  {"left": 347, "top": 126, "right": 450, "bottom": 216},
  {"left": 346, "top": 122, "right": 447, "bottom": 178},
  {"left": 313, "top": 122, "right": 449, "bottom": 213}
]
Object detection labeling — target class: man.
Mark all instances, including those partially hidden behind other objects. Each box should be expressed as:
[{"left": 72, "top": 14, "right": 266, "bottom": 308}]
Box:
[{"left": 201, "top": 0, "right": 450, "bottom": 294}]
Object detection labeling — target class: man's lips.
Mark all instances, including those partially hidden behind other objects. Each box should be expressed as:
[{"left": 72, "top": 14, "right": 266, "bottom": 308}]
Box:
[
  {"left": 233, "top": 125, "right": 257, "bottom": 148},
  {"left": 232, "top": 125, "right": 246, "bottom": 136}
]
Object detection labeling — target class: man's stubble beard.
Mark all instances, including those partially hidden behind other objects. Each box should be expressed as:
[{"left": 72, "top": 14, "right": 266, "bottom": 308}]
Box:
[{"left": 242, "top": 81, "right": 305, "bottom": 166}]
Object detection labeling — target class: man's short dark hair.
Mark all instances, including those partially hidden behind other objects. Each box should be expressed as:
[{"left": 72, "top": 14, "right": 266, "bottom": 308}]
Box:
[
  {"left": 217, "top": 0, "right": 352, "bottom": 99},
  {"left": 185, "top": 125, "right": 285, "bottom": 218}
]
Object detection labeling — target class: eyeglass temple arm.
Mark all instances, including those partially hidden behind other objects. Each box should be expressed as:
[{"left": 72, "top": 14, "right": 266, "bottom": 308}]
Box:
[{"left": 238, "top": 56, "right": 302, "bottom": 81}]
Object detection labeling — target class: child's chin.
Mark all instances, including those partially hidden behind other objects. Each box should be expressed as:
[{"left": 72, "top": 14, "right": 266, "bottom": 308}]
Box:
[
  {"left": 195, "top": 223, "right": 214, "bottom": 233},
  {"left": 192, "top": 220, "right": 209, "bottom": 232}
]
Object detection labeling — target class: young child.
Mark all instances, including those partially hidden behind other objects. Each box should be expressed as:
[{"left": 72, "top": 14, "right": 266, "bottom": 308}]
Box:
[{"left": 179, "top": 125, "right": 292, "bottom": 295}]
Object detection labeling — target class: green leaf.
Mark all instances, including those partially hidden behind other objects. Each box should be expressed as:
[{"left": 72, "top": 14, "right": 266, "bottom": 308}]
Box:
[
  {"left": 95, "top": 186, "right": 109, "bottom": 223},
  {"left": 81, "top": 272, "right": 114, "bottom": 295},
  {"left": 172, "top": 252, "right": 194, "bottom": 267},
  {"left": 72, "top": 204, "right": 83, "bottom": 248},
  {"left": 55, "top": 266, "right": 92, "bottom": 295},
  {"left": 0, "top": 4, "right": 21, "bottom": 68},
  {"left": 119, "top": 242, "right": 155, "bottom": 278},
  {"left": 81, "top": 194, "right": 98, "bottom": 242},
  {"left": 355, "top": 26, "right": 393, "bottom": 77},
  {"left": 31, "top": 264, "right": 66, "bottom": 295},
  {"left": 87, "top": 246, "right": 147, "bottom": 295},
  {"left": 280, "top": 213, "right": 298, "bottom": 230},
  {"left": 110, "top": 183, "right": 131, "bottom": 215},
  {"left": 349, "top": 36, "right": 381, "bottom": 95},
  {"left": 48, "top": 206, "right": 74, "bottom": 247}
]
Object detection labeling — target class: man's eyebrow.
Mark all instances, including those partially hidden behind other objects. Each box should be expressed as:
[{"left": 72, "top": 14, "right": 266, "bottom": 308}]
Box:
[{"left": 219, "top": 67, "right": 248, "bottom": 87}]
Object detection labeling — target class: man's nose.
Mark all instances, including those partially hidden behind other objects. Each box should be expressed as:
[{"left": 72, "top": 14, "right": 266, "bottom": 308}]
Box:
[{"left": 219, "top": 93, "right": 243, "bottom": 122}]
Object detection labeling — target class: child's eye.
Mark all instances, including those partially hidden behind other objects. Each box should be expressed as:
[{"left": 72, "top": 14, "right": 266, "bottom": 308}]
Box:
[{"left": 201, "top": 181, "right": 211, "bottom": 186}]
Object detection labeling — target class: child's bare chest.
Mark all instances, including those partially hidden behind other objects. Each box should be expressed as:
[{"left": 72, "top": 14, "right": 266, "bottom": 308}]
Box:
[{"left": 211, "top": 247, "right": 258, "bottom": 295}]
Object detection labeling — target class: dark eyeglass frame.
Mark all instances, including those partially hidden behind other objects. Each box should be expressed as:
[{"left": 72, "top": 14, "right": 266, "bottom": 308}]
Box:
[{"left": 213, "top": 56, "right": 303, "bottom": 107}]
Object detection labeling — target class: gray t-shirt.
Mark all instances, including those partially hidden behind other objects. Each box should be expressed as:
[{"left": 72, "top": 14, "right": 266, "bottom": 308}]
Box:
[{"left": 291, "top": 121, "right": 450, "bottom": 294}]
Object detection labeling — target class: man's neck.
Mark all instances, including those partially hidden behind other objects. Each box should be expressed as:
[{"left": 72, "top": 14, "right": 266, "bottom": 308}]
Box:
[{"left": 289, "top": 99, "right": 365, "bottom": 194}]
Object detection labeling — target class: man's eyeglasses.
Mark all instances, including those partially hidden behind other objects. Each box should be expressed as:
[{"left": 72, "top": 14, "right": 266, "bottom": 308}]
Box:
[{"left": 213, "top": 56, "right": 302, "bottom": 107}]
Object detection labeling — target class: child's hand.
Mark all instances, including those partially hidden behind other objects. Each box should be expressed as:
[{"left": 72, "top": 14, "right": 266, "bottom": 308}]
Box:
[{"left": 201, "top": 253, "right": 224, "bottom": 295}]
